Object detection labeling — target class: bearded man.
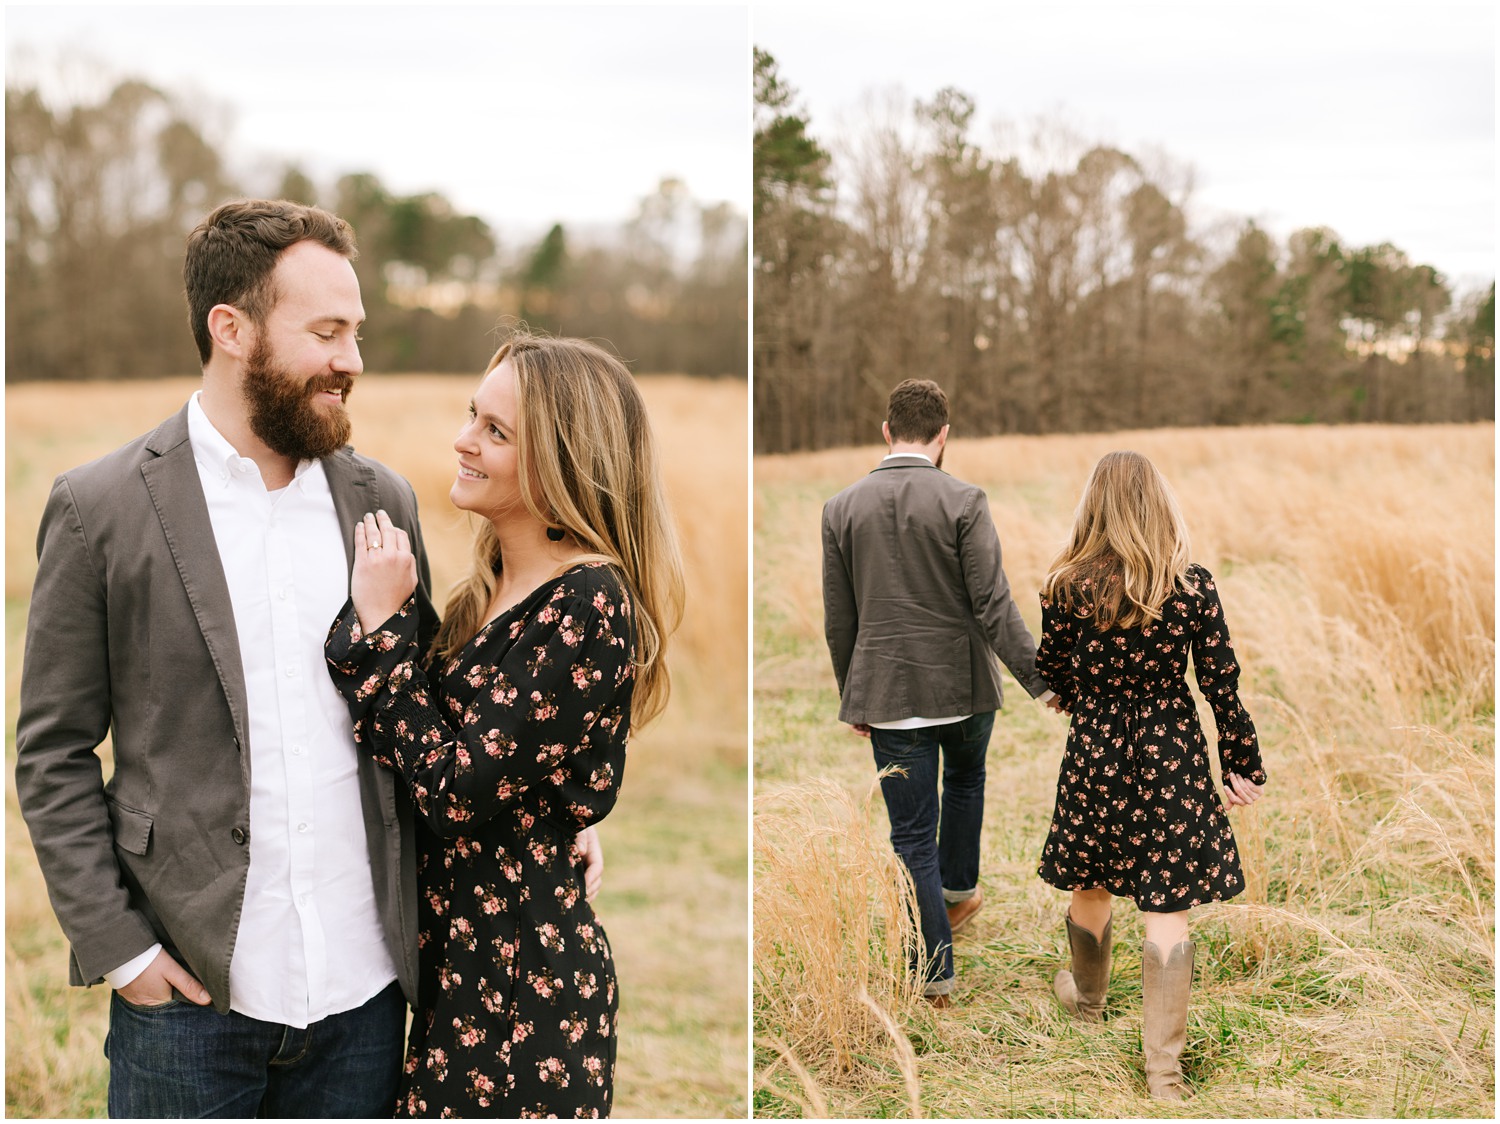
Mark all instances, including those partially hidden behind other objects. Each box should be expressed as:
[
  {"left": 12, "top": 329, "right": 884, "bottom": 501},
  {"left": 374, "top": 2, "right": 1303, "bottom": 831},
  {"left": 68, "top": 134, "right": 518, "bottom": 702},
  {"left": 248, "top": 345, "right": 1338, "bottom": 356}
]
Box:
[{"left": 18, "top": 199, "right": 437, "bottom": 1116}]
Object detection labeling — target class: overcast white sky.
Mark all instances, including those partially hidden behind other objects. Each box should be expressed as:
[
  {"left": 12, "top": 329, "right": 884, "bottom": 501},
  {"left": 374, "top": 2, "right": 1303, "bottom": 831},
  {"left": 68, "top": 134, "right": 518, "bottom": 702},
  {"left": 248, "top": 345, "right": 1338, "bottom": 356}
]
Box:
[
  {"left": 755, "top": 1, "right": 1494, "bottom": 294},
  {"left": 6, "top": 4, "right": 750, "bottom": 244}
]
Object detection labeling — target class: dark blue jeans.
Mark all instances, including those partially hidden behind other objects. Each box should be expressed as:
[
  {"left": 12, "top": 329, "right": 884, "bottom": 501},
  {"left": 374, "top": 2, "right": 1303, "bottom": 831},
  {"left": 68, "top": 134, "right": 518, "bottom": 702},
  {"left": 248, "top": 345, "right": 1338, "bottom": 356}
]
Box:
[
  {"left": 870, "top": 712, "right": 994, "bottom": 995},
  {"left": 105, "top": 980, "right": 406, "bottom": 1118}
]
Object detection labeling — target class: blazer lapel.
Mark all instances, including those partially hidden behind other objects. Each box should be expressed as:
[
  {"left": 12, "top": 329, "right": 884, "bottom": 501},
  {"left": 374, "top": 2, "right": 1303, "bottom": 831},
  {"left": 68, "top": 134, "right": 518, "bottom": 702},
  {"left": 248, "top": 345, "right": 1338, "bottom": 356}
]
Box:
[
  {"left": 319, "top": 446, "right": 400, "bottom": 821},
  {"left": 321, "top": 447, "right": 379, "bottom": 578},
  {"left": 138, "top": 406, "right": 251, "bottom": 750}
]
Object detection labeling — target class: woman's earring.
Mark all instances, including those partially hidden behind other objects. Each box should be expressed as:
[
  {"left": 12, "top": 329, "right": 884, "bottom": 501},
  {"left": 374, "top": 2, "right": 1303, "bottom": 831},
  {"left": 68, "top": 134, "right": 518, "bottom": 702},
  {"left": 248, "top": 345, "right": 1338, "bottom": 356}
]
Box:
[{"left": 546, "top": 525, "right": 566, "bottom": 542}]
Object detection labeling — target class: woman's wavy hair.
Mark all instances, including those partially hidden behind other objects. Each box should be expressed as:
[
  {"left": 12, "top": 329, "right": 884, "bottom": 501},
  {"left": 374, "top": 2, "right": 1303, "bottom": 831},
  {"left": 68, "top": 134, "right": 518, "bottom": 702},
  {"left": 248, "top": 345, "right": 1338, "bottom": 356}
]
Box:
[
  {"left": 1042, "top": 451, "right": 1192, "bottom": 630},
  {"left": 433, "top": 332, "right": 686, "bottom": 727}
]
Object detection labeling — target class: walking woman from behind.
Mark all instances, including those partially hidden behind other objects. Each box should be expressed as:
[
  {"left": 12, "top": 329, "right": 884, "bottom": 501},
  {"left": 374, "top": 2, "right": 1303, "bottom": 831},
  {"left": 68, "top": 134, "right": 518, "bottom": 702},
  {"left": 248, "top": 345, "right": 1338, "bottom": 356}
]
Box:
[
  {"left": 325, "top": 333, "right": 684, "bottom": 1117},
  {"left": 1036, "top": 451, "right": 1266, "bottom": 1101}
]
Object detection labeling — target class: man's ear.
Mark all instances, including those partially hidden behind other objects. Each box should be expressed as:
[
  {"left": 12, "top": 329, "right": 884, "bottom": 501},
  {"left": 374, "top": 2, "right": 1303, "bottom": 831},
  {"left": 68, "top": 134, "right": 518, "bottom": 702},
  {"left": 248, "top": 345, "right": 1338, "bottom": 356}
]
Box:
[
  {"left": 206, "top": 304, "right": 250, "bottom": 360},
  {"left": 935, "top": 423, "right": 950, "bottom": 447},
  {"left": 882, "top": 420, "right": 892, "bottom": 447}
]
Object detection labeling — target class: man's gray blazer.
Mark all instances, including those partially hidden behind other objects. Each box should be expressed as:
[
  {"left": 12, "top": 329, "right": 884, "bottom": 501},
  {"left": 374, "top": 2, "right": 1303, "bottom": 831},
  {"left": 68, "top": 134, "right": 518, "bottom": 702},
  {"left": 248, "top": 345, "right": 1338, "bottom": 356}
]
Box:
[
  {"left": 14, "top": 404, "right": 437, "bottom": 1014},
  {"left": 822, "top": 454, "right": 1046, "bottom": 725}
]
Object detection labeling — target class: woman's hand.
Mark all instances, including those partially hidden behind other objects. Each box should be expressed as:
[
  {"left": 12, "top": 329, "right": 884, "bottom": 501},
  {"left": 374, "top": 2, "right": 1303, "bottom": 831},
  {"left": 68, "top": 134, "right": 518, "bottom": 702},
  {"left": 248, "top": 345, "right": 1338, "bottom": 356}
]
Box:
[
  {"left": 1223, "top": 772, "right": 1265, "bottom": 807},
  {"left": 352, "top": 510, "right": 417, "bottom": 634},
  {"left": 576, "top": 826, "right": 604, "bottom": 902}
]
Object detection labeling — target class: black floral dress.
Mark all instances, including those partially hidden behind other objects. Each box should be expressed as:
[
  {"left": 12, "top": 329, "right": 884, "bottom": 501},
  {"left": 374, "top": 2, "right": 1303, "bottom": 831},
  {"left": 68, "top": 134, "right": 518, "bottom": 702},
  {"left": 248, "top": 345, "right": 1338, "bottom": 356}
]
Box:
[
  {"left": 1036, "top": 564, "right": 1266, "bottom": 912},
  {"left": 326, "top": 562, "right": 634, "bottom": 1118}
]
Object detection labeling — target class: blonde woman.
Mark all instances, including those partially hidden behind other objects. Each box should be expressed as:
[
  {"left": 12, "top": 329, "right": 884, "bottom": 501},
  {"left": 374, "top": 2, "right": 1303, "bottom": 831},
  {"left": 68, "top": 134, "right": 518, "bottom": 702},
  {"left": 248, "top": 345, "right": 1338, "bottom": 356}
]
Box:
[
  {"left": 324, "top": 334, "right": 684, "bottom": 1117},
  {"left": 1036, "top": 451, "right": 1265, "bottom": 1101}
]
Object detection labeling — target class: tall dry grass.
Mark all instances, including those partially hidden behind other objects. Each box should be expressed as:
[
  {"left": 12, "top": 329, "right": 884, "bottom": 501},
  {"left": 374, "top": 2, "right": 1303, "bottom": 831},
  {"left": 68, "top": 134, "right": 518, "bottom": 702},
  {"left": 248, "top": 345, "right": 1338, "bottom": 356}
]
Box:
[
  {"left": 5, "top": 373, "right": 748, "bottom": 1118},
  {"left": 754, "top": 775, "right": 922, "bottom": 1116},
  {"left": 754, "top": 423, "right": 1494, "bottom": 1118}
]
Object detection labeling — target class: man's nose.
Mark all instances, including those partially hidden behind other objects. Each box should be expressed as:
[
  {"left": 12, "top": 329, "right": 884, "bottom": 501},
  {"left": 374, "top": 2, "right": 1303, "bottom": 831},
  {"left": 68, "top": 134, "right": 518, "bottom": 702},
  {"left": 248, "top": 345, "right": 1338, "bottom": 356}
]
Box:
[{"left": 331, "top": 336, "right": 363, "bottom": 376}]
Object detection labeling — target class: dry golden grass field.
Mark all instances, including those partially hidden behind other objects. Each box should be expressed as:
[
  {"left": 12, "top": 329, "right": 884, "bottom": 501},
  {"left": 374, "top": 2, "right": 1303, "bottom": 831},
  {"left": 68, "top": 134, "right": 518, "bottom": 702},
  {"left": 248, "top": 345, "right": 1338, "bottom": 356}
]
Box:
[
  {"left": 754, "top": 424, "right": 1494, "bottom": 1118},
  {"left": 5, "top": 374, "right": 748, "bottom": 1118}
]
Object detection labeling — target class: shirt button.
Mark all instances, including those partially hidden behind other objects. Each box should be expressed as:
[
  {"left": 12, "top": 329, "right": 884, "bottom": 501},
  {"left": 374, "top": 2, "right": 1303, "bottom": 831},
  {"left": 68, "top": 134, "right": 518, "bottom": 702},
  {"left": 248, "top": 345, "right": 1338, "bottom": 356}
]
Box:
[
  {"left": 285, "top": 666, "right": 297, "bottom": 677},
  {"left": 297, "top": 823, "right": 309, "bottom": 833},
  {"left": 291, "top": 744, "right": 303, "bottom": 756}
]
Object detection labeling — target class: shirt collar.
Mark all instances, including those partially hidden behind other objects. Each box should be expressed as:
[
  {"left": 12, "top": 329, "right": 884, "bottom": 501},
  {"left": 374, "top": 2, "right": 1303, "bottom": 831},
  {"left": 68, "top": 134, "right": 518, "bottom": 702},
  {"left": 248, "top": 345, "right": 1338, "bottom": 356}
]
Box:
[
  {"left": 187, "top": 391, "right": 322, "bottom": 491},
  {"left": 882, "top": 451, "right": 933, "bottom": 464}
]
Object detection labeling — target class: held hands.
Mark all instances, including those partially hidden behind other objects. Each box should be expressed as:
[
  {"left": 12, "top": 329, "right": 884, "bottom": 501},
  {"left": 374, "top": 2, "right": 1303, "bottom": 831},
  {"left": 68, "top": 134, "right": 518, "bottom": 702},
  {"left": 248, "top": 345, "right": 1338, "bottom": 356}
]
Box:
[
  {"left": 848, "top": 723, "right": 872, "bottom": 738},
  {"left": 1223, "top": 772, "right": 1265, "bottom": 808},
  {"left": 352, "top": 510, "right": 418, "bottom": 635},
  {"left": 116, "top": 948, "right": 211, "bottom": 1008}
]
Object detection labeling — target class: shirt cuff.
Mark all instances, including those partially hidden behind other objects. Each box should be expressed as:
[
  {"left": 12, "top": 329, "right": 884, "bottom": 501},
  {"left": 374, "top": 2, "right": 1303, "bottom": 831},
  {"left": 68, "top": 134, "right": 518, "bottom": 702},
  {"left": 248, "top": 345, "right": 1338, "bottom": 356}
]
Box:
[
  {"left": 1039, "top": 689, "right": 1056, "bottom": 703},
  {"left": 104, "top": 943, "right": 162, "bottom": 990}
]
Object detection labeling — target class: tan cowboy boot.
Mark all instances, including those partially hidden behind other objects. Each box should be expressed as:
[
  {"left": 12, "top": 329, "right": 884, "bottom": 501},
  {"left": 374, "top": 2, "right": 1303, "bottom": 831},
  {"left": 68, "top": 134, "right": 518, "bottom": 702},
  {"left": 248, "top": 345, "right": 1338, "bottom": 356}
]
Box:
[
  {"left": 1053, "top": 912, "right": 1111, "bottom": 1021},
  {"left": 1141, "top": 939, "right": 1195, "bottom": 1101}
]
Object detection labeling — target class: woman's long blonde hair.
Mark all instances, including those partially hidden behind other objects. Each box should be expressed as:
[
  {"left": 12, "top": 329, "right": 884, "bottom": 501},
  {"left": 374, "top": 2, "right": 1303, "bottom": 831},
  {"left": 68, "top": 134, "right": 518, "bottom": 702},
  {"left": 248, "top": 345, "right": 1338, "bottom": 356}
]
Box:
[
  {"left": 434, "top": 332, "right": 686, "bottom": 727},
  {"left": 1042, "top": 451, "right": 1192, "bottom": 630}
]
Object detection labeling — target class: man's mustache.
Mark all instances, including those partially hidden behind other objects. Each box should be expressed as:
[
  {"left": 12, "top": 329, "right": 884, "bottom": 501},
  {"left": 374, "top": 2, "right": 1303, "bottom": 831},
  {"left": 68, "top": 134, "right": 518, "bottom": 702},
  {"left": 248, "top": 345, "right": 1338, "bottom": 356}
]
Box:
[{"left": 307, "top": 374, "right": 354, "bottom": 399}]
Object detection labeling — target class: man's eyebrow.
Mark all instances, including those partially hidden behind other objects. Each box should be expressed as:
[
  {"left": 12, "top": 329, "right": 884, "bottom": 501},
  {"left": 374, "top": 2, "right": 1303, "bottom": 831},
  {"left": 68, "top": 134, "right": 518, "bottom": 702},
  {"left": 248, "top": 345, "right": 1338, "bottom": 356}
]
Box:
[{"left": 310, "top": 315, "right": 365, "bottom": 328}]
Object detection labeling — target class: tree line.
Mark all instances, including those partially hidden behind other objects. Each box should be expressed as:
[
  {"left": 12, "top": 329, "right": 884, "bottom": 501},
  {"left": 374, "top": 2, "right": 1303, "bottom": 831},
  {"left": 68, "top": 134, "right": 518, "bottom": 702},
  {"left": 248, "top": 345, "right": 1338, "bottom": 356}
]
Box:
[
  {"left": 754, "top": 49, "right": 1495, "bottom": 453},
  {"left": 6, "top": 75, "right": 747, "bottom": 382}
]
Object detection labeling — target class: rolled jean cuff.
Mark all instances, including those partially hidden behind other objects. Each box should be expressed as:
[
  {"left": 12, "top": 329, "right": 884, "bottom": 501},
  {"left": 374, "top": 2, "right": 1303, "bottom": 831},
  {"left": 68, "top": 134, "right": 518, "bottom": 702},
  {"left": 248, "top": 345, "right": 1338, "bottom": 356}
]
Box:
[
  {"left": 943, "top": 886, "right": 978, "bottom": 904},
  {"left": 923, "top": 977, "right": 955, "bottom": 998}
]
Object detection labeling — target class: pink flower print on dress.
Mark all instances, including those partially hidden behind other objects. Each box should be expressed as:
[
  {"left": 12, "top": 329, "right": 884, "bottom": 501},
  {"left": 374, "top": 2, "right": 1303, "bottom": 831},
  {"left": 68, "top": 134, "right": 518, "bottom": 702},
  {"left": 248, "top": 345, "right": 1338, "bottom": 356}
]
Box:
[
  {"left": 467, "top": 1068, "right": 496, "bottom": 1108},
  {"left": 452, "top": 1015, "right": 485, "bottom": 1048},
  {"left": 537, "top": 1056, "right": 571, "bottom": 1089},
  {"left": 449, "top": 916, "right": 477, "bottom": 951},
  {"left": 529, "top": 690, "right": 559, "bottom": 722},
  {"left": 528, "top": 970, "right": 564, "bottom": 999}
]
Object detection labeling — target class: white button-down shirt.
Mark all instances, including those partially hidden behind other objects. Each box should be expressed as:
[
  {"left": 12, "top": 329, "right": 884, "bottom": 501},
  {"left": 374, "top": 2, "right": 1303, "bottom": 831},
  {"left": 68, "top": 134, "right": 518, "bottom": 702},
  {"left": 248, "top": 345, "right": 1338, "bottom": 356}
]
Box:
[{"left": 109, "top": 394, "right": 398, "bottom": 1027}]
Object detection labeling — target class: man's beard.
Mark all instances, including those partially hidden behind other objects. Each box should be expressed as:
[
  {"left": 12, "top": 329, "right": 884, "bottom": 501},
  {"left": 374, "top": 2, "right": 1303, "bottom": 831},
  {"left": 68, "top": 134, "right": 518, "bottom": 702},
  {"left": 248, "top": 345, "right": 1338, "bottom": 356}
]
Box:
[
  {"left": 934, "top": 444, "right": 945, "bottom": 470},
  {"left": 242, "top": 337, "right": 353, "bottom": 461}
]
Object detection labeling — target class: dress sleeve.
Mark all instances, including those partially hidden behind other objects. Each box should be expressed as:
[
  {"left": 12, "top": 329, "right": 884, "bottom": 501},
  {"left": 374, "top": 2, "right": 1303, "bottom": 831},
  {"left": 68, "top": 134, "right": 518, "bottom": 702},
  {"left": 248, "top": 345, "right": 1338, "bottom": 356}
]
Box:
[
  {"left": 324, "top": 594, "right": 426, "bottom": 773},
  {"left": 1037, "top": 593, "right": 1080, "bottom": 712},
  {"left": 326, "top": 580, "right": 634, "bottom": 838},
  {"left": 1188, "top": 567, "right": 1267, "bottom": 786}
]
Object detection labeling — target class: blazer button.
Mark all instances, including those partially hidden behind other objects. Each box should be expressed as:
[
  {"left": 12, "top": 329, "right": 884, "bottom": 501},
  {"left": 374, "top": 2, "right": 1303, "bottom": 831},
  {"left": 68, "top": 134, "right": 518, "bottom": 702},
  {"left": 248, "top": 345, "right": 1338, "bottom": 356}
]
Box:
[{"left": 231, "top": 827, "right": 248, "bottom": 845}]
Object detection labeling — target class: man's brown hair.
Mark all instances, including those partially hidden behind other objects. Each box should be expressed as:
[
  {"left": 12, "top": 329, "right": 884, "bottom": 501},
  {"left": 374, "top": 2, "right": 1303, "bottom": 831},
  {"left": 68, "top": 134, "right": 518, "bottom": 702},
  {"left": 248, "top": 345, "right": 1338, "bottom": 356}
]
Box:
[
  {"left": 183, "top": 198, "right": 358, "bottom": 364},
  {"left": 886, "top": 378, "right": 949, "bottom": 443}
]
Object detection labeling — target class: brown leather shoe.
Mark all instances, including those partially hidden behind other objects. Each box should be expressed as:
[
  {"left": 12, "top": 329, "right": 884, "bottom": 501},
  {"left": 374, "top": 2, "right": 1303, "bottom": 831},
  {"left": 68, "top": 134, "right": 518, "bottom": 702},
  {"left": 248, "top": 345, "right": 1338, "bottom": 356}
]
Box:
[
  {"left": 924, "top": 992, "right": 952, "bottom": 1009},
  {"left": 946, "top": 886, "right": 984, "bottom": 935}
]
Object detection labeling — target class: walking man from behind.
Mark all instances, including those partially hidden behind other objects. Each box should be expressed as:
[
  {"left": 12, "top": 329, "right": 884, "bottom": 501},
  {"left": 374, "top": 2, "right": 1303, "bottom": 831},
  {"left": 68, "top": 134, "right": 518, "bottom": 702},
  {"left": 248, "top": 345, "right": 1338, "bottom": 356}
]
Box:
[{"left": 821, "top": 378, "right": 1052, "bottom": 1004}]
